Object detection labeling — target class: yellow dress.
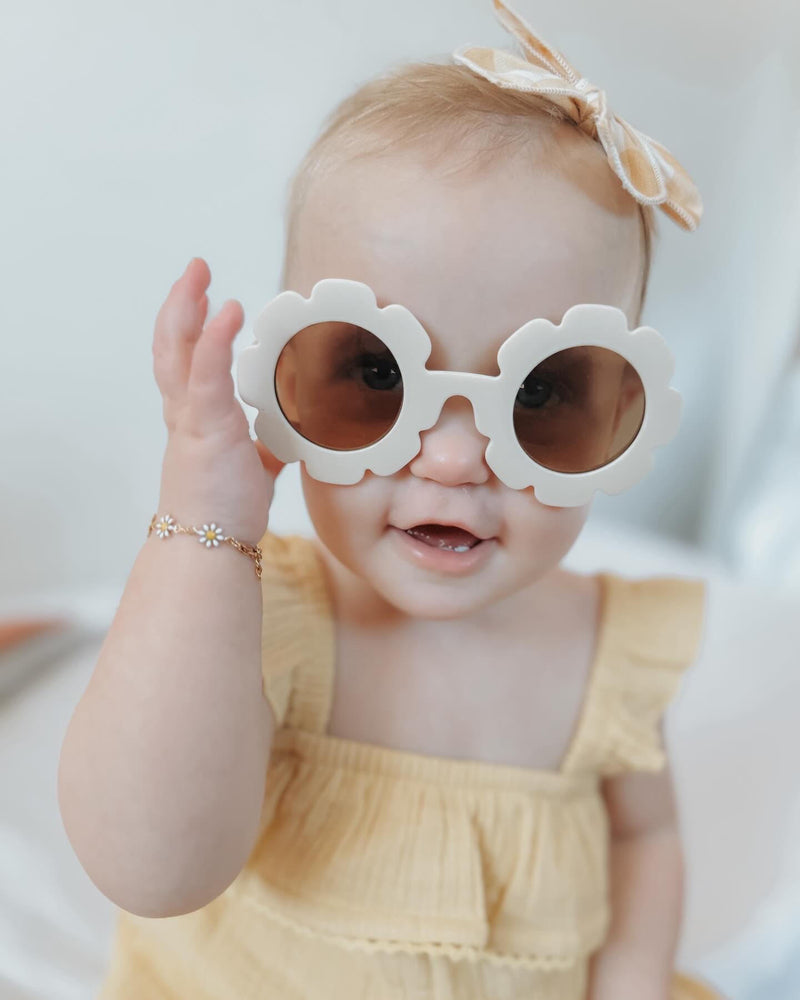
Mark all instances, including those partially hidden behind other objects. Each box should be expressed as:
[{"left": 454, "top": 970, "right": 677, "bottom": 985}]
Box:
[{"left": 97, "top": 530, "right": 726, "bottom": 1000}]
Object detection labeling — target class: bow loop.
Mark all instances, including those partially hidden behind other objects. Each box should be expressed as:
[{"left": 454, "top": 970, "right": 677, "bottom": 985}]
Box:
[
  {"left": 573, "top": 77, "right": 603, "bottom": 103},
  {"left": 452, "top": 0, "right": 702, "bottom": 231}
]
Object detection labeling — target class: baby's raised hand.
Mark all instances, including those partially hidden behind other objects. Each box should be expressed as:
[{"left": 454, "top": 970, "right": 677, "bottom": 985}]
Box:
[{"left": 152, "top": 257, "right": 284, "bottom": 543}]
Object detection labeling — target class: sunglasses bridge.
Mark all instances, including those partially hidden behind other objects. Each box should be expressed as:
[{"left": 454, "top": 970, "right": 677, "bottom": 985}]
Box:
[{"left": 405, "top": 369, "right": 513, "bottom": 440}]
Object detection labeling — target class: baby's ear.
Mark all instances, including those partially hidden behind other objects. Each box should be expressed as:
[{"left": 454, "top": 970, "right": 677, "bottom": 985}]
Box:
[{"left": 253, "top": 438, "right": 286, "bottom": 479}]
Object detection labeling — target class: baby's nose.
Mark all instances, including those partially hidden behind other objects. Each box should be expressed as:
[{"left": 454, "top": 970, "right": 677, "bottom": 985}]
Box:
[{"left": 408, "top": 394, "right": 491, "bottom": 487}]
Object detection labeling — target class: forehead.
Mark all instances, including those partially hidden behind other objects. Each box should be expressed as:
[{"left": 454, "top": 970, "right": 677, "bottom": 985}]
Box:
[{"left": 285, "top": 143, "right": 642, "bottom": 372}]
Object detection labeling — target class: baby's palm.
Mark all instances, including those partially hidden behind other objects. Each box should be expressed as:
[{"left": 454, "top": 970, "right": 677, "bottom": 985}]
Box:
[{"left": 152, "top": 257, "right": 284, "bottom": 540}]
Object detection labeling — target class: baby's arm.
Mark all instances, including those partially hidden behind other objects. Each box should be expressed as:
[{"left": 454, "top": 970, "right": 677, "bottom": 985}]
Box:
[
  {"left": 57, "top": 259, "right": 284, "bottom": 919},
  {"left": 586, "top": 723, "right": 684, "bottom": 1000}
]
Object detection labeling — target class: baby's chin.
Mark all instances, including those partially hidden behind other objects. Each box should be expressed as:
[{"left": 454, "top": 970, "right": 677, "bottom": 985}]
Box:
[
  {"left": 349, "top": 532, "right": 539, "bottom": 623},
  {"left": 310, "top": 523, "right": 508, "bottom": 623},
  {"left": 363, "top": 573, "right": 510, "bottom": 623}
]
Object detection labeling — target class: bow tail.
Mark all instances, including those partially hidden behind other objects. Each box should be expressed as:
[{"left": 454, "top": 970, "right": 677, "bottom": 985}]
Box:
[
  {"left": 593, "top": 110, "right": 700, "bottom": 231},
  {"left": 595, "top": 113, "right": 666, "bottom": 199},
  {"left": 491, "top": 0, "right": 581, "bottom": 83},
  {"left": 647, "top": 137, "right": 703, "bottom": 231}
]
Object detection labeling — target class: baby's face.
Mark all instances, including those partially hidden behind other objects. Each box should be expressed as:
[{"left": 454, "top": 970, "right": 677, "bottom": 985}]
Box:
[{"left": 282, "top": 134, "right": 643, "bottom": 621}]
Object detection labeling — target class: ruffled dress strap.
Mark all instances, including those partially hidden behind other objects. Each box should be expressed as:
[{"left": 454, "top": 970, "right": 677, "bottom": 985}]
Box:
[
  {"left": 258, "top": 529, "right": 334, "bottom": 733},
  {"left": 560, "top": 573, "right": 708, "bottom": 776}
]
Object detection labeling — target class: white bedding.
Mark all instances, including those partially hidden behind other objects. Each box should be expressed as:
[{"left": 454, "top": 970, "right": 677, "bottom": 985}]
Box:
[{"left": 1, "top": 517, "right": 798, "bottom": 1000}]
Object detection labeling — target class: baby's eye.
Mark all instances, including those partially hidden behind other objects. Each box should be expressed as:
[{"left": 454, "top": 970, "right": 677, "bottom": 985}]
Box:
[
  {"left": 515, "top": 373, "right": 564, "bottom": 410},
  {"left": 355, "top": 352, "right": 402, "bottom": 391}
]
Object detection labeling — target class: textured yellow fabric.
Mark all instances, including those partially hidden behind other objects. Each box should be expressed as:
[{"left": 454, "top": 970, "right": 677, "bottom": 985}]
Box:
[{"left": 97, "top": 529, "right": 724, "bottom": 1000}]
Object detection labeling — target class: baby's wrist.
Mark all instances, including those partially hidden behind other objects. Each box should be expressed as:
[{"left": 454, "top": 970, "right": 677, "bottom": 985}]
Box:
[
  {"left": 149, "top": 505, "right": 266, "bottom": 549},
  {"left": 157, "top": 437, "right": 270, "bottom": 544}
]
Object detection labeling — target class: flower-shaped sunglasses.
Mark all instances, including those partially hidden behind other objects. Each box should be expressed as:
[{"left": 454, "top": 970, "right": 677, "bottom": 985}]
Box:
[{"left": 236, "top": 278, "right": 681, "bottom": 507}]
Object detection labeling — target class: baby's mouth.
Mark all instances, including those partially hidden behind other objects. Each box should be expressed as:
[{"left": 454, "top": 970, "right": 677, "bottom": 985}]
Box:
[{"left": 403, "top": 524, "right": 482, "bottom": 552}]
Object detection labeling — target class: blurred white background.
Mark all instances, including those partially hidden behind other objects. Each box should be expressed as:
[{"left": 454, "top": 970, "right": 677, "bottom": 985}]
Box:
[{"left": 1, "top": 1, "right": 800, "bottom": 999}]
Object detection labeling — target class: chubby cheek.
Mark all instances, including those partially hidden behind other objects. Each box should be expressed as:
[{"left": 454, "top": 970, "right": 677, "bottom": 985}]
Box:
[
  {"left": 301, "top": 469, "right": 388, "bottom": 573},
  {"left": 505, "top": 491, "right": 592, "bottom": 578}
]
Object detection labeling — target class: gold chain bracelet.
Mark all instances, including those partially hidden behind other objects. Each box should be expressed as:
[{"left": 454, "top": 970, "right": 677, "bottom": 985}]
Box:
[{"left": 147, "top": 513, "right": 263, "bottom": 580}]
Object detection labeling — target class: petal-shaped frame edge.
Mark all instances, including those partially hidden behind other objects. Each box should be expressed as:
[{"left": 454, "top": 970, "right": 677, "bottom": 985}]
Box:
[
  {"left": 236, "top": 282, "right": 681, "bottom": 503},
  {"left": 486, "top": 302, "right": 681, "bottom": 505},
  {"left": 237, "top": 278, "right": 436, "bottom": 486}
]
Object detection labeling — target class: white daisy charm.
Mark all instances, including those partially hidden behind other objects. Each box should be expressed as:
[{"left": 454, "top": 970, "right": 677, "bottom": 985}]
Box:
[
  {"left": 154, "top": 514, "right": 177, "bottom": 538},
  {"left": 195, "top": 523, "right": 226, "bottom": 548}
]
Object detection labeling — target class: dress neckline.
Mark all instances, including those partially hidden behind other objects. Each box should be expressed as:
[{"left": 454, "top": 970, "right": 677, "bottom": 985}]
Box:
[{"left": 286, "top": 537, "right": 614, "bottom": 787}]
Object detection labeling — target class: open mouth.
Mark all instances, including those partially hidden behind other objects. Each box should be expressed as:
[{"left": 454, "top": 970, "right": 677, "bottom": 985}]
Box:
[{"left": 403, "top": 524, "right": 483, "bottom": 552}]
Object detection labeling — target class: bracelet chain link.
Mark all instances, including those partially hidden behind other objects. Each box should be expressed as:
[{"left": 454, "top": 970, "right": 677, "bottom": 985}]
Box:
[{"left": 147, "top": 513, "right": 263, "bottom": 580}]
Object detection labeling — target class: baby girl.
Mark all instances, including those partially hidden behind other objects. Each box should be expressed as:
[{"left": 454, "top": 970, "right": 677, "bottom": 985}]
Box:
[{"left": 58, "top": 3, "right": 722, "bottom": 998}]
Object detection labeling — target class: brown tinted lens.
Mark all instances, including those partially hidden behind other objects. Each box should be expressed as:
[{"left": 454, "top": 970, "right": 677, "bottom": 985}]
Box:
[
  {"left": 274, "top": 322, "right": 403, "bottom": 450},
  {"left": 513, "top": 346, "right": 645, "bottom": 473}
]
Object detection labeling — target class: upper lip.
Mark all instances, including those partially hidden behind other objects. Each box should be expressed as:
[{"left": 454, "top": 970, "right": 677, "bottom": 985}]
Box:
[{"left": 394, "top": 519, "right": 496, "bottom": 541}]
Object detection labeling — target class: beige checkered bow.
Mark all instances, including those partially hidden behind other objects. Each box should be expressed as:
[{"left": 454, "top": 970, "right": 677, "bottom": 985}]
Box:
[{"left": 452, "top": 0, "right": 702, "bottom": 231}]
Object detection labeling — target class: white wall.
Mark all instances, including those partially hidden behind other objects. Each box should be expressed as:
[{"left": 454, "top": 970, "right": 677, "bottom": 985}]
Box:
[{"left": 2, "top": 0, "right": 798, "bottom": 605}]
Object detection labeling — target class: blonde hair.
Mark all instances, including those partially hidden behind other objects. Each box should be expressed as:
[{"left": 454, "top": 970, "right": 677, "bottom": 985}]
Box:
[{"left": 281, "top": 59, "right": 658, "bottom": 323}]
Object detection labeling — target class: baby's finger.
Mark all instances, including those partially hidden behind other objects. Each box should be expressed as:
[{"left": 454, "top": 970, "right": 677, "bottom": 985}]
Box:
[
  {"left": 152, "top": 258, "right": 211, "bottom": 399},
  {"left": 185, "top": 299, "right": 246, "bottom": 434}
]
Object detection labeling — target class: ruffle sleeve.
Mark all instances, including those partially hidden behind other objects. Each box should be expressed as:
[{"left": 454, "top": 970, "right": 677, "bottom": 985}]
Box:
[{"left": 562, "top": 575, "right": 708, "bottom": 777}]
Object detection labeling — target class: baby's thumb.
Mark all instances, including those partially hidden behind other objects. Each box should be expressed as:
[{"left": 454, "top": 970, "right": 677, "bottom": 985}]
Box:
[{"left": 253, "top": 438, "right": 286, "bottom": 479}]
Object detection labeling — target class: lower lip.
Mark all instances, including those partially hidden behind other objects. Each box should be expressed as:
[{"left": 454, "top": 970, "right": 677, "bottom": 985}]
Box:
[{"left": 388, "top": 527, "right": 497, "bottom": 576}]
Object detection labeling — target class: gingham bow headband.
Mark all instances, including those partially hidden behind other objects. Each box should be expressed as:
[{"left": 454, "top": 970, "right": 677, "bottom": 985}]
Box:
[{"left": 452, "top": 0, "right": 702, "bottom": 231}]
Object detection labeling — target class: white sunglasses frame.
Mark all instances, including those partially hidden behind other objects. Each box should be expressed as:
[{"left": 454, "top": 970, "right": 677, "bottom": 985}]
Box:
[{"left": 236, "top": 278, "right": 681, "bottom": 507}]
